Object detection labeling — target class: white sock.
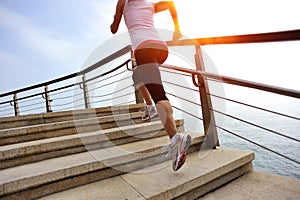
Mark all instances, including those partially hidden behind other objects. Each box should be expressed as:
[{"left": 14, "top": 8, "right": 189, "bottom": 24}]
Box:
[
  {"left": 146, "top": 104, "right": 152, "bottom": 110},
  {"left": 170, "top": 133, "right": 180, "bottom": 144}
]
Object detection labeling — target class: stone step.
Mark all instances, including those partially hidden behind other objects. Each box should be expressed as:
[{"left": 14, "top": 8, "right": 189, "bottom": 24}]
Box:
[
  {"left": 0, "top": 120, "right": 184, "bottom": 169},
  {"left": 198, "top": 171, "right": 300, "bottom": 200},
  {"left": 0, "top": 111, "right": 148, "bottom": 145},
  {"left": 38, "top": 148, "right": 255, "bottom": 200},
  {"left": 0, "top": 132, "right": 204, "bottom": 199},
  {"left": 0, "top": 103, "right": 145, "bottom": 130}
]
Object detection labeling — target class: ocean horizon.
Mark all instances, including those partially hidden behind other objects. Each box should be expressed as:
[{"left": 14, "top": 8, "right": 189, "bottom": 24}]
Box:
[{"left": 181, "top": 101, "right": 300, "bottom": 180}]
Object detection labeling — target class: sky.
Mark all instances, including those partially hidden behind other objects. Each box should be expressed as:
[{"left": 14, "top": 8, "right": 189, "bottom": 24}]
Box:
[{"left": 0, "top": 0, "right": 299, "bottom": 96}]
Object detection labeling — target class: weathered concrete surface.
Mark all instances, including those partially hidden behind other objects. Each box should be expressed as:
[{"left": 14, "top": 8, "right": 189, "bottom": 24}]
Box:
[
  {"left": 0, "top": 132, "right": 202, "bottom": 197},
  {"left": 38, "top": 148, "right": 254, "bottom": 200},
  {"left": 199, "top": 171, "right": 300, "bottom": 200},
  {"left": 122, "top": 148, "right": 254, "bottom": 199},
  {"left": 39, "top": 176, "right": 144, "bottom": 200},
  {"left": 0, "top": 103, "right": 145, "bottom": 130},
  {"left": 0, "top": 112, "right": 145, "bottom": 145},
  {"left": 0, "top": 120, "right": 184, "bottom": 170}
]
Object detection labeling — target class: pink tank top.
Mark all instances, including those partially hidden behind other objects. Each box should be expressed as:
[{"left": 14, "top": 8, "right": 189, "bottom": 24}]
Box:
[{"left": 123, "top": 0, "right": 167, "bottom": 50}]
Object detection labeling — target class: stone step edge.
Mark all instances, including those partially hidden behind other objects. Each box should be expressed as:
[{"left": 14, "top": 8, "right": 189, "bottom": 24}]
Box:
[
  {"left": 0, "top": 133, "right": 204, "bottom": 196},
  {"left": 121, "top": 148, "right": 255, "bottom": 199},
  {"left": 0, "top": 111, "right": 145, "bottom": 139},
  {"left": 0, "top": 103, "right": 145, "bottom": 128},
  {"left": 37, "top": 148, "right": 254, "bottom": 200},
  {"left": 0, "top": 120, "right": 183, "bottom": 161}
]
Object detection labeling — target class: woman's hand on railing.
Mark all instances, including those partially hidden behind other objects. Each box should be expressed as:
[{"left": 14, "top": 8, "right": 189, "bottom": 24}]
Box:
[{"left": 173, "top": 29, "right": 182, "bottom": 41}]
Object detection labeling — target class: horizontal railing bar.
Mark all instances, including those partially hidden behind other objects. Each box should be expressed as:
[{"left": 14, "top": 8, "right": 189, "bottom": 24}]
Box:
[
  {"left": 93, "top": 84, "right": 133, "bottom": 98},
  {"left": 0, "top": 83, "right": 76, "bottom": 105},
  {"left": 0, "top": 73, "right": 78, "bottom": 99},
  {"left": 172, "top": 105, "right": 203, "bottom": 121},
  {"left": 18, "top": 101, "right": 44, "bottom": 109},
  {"left": 161, "top": 64, "right": 198, "bottom": 76},
  {"left": 88, "top": 69, "right": 128, "bottom": 87},
  {"left": 216, "top": 125, "right": 300, "bottom": 165},
  {"left": 213, "top": 108, "right": 300, "bottom": 143},
  {"left": 201, "top": 71, "right": 300, "bottom": 99},
  {"left": 0, "top": 45, "right": 132, "bottom": 98},
  {"left": 209, "top": 93, "right": 300, "bottom": 121},
  {"left": 160, "top": 64, "right": 300, "bottom": 99},
  {"left": 166, "top": 92, "right": 202, "bottom": 107},
  {"left": 0, "top": 92, "right": 45, "bottom": 105},
  {"left": 167, "top": 29, "right": 300, "bottom": 46},
  {"left": 78, "top": 45, "right": 131, "bottom": 76},
  {"left": 0, "top": 62, "right": 129, "bottom": 106},
  {"left": 89, "top": 76, "right": 132, "bottom": 93},
  {"left": 0, "top": 55, "right": 131, "bottom": 105},
  {"left": 0, "top": 112, "right": 12, "bottom": 117},
  {"left": 52, "top": 94, "right": 75, "bottom": 101},
  {"left": 84, "top": 59, "right": 131, "bottom": 85},
  {"left": 161, "top": 68, "right": 192, "bottom": 78},
  {"left": 0, "top": 107, "right": 13, "bottom": 113},
  {"left": 17, "top": 95, "right": 42, "bottom": 104},
  {"left": 21, "top": 106, "right": 45, "bottom": 114},
  {"left": 52, "top": 100, "right": 75, "bottom": 108},
  {"left": 48, "top": 83, "right": 77, "bottom": 95},
  {"left": 163, "top": 80, "right": 199, "bottom": 93}
]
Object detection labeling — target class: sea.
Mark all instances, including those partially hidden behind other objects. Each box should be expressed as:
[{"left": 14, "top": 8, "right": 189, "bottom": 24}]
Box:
[
  {"left": 180, "top": 100, "right": 300, "bottom": 181},
  {"left": 219, "top": 104, "right": 299, "bottom": 180}
]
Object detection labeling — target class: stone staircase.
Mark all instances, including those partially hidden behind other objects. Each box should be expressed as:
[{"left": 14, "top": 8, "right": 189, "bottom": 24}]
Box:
[{"left": 0, "top": 103, "right": 254, "bottom": 199}]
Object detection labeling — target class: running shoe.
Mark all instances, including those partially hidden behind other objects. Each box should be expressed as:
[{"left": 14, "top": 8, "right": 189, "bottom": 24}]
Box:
[
  {"left": 141, "top": 106, "right": 158, "bottom": 121},
  {"left": 167, "top": 133, "right": 192, "bottom": 171}
]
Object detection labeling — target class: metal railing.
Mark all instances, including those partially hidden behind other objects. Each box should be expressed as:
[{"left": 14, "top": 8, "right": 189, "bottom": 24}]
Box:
[
  {"left": 0, "top": 45, "right": 133, "bottom": 116},
  {"left": 0, "top": 29, "right": 299, "bottom": 177}
]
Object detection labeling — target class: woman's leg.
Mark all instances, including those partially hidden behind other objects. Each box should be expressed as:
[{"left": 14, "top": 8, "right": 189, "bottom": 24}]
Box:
[
  {"left": 137, "top": 85, "right": 152, "bottom": 105},
  {"left": 134, "top": 46, "right": 191, "bottom": 171},
  {"left": 134, "top": 47, "right": 177, "bottom": 138},
  {"left": 156, "top": 100, "right": 177, "bottom": 139}
]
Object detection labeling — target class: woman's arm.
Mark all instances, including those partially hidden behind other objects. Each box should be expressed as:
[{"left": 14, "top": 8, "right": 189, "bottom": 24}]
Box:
[
  {"left": 111, "top": 0, "right": 125, "bottom": 34},
  {"left": 154, "top": 1, "right": 182, "bottom": 40}
]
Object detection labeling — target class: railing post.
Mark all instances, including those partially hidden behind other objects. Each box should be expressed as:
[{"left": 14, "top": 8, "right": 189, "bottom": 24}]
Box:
[
  {"left": 131, "top": 50, "right": 144, "bottom": 104},
  {"left": 82, "top": 74, "right": 91, "bottom": 109},
  {"left": 44, "top": 85, "right": 52, "bottom": 113},
  {"left": 194, "top": 45, "right": 219, "bottom": 148},
  {"left": 13, "top": 93, "right": 20, "bottom": 116}
]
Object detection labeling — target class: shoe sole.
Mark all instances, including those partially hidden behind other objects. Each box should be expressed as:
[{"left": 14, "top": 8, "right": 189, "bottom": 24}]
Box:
[
  {"left": 182, "top": 135, "right": 192, "bottom": 152},
  {"left": 173, "top": 135, "right": 192, "bottom": 171}
]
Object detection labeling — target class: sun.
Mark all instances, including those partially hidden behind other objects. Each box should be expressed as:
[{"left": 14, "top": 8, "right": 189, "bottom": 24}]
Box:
[{"left": 153, "top": 0, "right": 207, "bottom": 38}]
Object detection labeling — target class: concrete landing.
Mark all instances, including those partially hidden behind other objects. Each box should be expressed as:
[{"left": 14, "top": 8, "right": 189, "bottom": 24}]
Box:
[
  {"left": 199, "top": 171, "right": 300, "bottom": 200},
  {"left": 39, "top": 148, "right": 254, "bottom": 200}
]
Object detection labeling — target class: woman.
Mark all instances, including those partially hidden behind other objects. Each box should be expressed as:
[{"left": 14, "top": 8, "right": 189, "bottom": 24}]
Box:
[{"left": 111, "top": 0, "right": 191, "bottom": 171}]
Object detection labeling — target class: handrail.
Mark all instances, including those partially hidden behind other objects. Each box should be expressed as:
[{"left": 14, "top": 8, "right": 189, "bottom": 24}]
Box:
[
  {"left": 0, "top": 29, "right": 298, "bottom": 179},
  {"left": 201, "top": 71, "right": 300, "bottom": 99},
  {"left": 167, "top": 29, "right": 300, "bottom": 46},
  {"left": 1, "top": 30, "right": 299, "bottom": 98},
  {"left": 161, "top": 64, "right": 300, "bottom": 99},
  {"left": 160, "top": 64, "right": 300, "bottom": 166},
  {"left": 1, "top": 29, "right": 299, "bottom": 99},
  {"left": 0, "top": 59, "right": 132, "bottom": 106},
  {"left": 0, "top": 45, "right": 132, "bottom": 98}
]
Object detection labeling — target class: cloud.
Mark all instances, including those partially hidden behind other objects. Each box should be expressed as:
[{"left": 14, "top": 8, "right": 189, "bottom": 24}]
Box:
[
  {"left": 0, "top": 1, "right": 129, "bottom": 93},
  {"left": 0, "top": 4, "right": 74, "bottom": 61}
]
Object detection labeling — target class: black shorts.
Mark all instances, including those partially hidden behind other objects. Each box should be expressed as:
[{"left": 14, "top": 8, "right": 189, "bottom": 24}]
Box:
[{"left": 132, "top": 43, "right": 169, "bottom": 104}]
